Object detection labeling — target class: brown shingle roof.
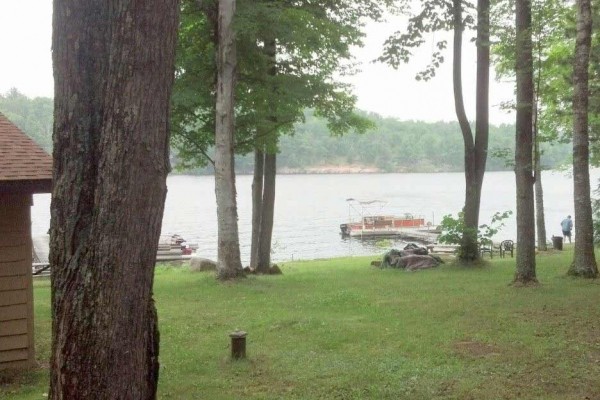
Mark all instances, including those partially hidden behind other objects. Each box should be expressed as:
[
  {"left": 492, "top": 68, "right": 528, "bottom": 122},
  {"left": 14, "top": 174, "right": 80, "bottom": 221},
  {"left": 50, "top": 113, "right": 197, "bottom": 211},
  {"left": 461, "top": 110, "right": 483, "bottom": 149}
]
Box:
[{"left": 0, "top": 113, "right": 52, "bottom": 183}]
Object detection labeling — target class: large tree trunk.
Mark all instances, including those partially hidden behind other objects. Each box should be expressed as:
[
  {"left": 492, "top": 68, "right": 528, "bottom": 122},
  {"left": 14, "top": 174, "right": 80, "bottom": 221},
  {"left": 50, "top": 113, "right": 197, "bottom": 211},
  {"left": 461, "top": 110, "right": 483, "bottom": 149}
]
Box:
[
  {"left": 257, "top": 152, "right": 276, "bottom": 272},
  {"left": 514, "top": 0, "right": 537, "bottom": 284},
  {"left": 569, "top": 0, "right": 598, "bottom": 278},
  {"left": 250, "top": 147, "right": 264, "bottom": 270},
  {"left": 214, "top": 0, "right": 244, "bottom": 280},
  {"left": 49, "top": 1, "right": 179, "bottom": 398}
]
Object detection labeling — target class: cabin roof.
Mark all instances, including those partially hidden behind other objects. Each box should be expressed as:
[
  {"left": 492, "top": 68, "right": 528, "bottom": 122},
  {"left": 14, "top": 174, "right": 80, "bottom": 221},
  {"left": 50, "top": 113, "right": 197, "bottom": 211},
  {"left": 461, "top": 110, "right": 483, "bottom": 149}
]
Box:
[{"left": 0, "top": 112, "right": 52, "bottom": 193}]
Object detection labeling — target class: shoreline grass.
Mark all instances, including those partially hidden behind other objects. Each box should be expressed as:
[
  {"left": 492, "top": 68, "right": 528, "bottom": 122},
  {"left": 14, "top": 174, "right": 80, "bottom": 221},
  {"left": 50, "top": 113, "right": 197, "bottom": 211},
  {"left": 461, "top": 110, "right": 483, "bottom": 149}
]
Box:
[{"left": 3, "top": 247, "right": 600, "bottom": 399}]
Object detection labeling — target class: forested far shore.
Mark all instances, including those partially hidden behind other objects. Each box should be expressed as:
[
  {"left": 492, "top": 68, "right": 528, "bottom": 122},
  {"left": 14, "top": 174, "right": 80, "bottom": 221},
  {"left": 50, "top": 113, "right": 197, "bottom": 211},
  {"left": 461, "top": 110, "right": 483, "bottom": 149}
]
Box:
[
  {"left": 1, "top": 90, "right": 570, "bottom": 174},
  {"left": 182, "top": 110, "right": 571, "bottom": 174}
]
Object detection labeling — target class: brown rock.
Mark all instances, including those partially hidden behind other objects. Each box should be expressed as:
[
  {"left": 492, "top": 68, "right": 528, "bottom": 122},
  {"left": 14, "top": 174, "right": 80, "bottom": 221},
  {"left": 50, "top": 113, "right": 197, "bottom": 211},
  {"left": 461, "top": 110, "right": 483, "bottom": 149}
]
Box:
[{"left": 189, "top": 257, "right": 216, "bottom": 272}]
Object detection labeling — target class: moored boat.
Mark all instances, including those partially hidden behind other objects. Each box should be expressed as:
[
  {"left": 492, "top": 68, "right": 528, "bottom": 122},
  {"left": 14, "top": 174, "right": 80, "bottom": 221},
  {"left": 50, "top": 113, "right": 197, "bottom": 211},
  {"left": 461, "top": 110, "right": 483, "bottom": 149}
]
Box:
[
  {"left": 340, "top": 199, "right": 438, "bottom": 242},
  {"left": 157, "top": 234, "right": 199, "bottom": 261},
  {"left": 340, "top": 214, "right": 428, "bottom": 237}
]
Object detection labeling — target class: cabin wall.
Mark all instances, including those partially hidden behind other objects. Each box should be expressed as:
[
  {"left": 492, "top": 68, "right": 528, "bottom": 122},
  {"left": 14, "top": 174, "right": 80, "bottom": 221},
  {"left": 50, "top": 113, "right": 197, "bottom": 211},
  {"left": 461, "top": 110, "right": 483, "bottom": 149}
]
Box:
[{"left": 0, "top": 193, "right": 35, "bottom": 369}]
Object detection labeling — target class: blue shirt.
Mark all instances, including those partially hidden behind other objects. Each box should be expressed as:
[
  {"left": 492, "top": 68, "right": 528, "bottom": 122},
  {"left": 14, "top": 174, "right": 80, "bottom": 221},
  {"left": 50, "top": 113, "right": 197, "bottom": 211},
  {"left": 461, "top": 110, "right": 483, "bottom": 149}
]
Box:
[{"left": 561, "top": 218, "right": 573, "bottom": 231}]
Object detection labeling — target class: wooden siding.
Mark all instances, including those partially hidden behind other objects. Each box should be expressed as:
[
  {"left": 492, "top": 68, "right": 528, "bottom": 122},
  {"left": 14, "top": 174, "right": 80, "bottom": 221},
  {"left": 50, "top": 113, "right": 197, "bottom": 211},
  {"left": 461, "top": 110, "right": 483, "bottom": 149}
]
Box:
[{"left": 0, "top": 193, "right": 35, "bottom": 369}]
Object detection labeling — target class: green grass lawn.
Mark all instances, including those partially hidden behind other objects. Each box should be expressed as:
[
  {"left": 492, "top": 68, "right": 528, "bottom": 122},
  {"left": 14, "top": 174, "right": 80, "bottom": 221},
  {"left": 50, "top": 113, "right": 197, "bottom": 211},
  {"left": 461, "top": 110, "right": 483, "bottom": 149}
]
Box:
[{"left": 3, "top": 247, "right": 600, "bottom": 399}]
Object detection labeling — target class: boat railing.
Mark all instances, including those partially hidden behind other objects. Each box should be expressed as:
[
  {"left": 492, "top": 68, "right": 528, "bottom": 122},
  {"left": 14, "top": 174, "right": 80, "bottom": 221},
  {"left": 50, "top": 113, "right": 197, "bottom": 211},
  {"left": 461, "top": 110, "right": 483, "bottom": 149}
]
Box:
[{"left": 33, "top": 262, "right": 50, "bottom": 276}]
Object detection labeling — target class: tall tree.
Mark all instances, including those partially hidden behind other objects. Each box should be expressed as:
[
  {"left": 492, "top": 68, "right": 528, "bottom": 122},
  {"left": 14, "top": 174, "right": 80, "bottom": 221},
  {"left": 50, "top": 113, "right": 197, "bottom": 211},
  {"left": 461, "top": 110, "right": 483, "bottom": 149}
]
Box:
[
  {"left": 568, "top": 0, "right": 598, "bottom": 277},
  {"left": 532, "top": 5, "right": 547, "bottom": 251},
  {"left": 173, "top": 0, "right": 380, "bottom": 272},
  {"left": 380, "top": 0, "right": 491, "bottom": 261},
  {"left": 513, "top": 0, "right": 537, "bottom": 284},
  {"left": 491, "top": 0, "right": 573, "bottom": 252},
  {"left": 252, "top": 36, "right": 278, "bottom": 273},
  {"left": 214, "top": 0, "right": 245, "bottom": 279},
  {"left": 50, "top": 0, "right": 179, "bottom": 397}
]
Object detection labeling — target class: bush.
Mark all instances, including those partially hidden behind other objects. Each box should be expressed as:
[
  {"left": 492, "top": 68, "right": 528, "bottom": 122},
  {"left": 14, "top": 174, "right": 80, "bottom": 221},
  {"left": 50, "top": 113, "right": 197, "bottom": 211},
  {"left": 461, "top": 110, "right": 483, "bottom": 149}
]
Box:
[{"left": 438, "top": 210, "right": 513, "bottom": 252}]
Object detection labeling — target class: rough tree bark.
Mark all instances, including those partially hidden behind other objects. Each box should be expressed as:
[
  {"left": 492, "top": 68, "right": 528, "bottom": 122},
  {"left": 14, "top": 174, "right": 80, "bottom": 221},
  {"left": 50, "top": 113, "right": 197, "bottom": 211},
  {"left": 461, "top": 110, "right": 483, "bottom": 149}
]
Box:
[
  {"left": 514, "top": 0, "right": 538, "bottom": 284},
  {"left": 214, "top": 0, "right": 244, "bottom": 279},
  {"left": 49, "top": 1, "right": 179, "bottom": 398},
  {"left": 250, "top": 147, "right": 264, "bottom": 270},
  {"left": 452, "top": 0, "right": 490, "bottom": 261},
  {"left": 569, "top": 0, "right": 598, "bottom": 278}
]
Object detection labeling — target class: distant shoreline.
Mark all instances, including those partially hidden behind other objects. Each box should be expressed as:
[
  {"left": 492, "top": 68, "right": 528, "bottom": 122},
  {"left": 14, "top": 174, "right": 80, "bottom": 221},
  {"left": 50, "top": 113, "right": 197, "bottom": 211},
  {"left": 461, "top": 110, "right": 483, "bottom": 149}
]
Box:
[{"left": 172, "top": 164, "right": 514, "bottom": 176}]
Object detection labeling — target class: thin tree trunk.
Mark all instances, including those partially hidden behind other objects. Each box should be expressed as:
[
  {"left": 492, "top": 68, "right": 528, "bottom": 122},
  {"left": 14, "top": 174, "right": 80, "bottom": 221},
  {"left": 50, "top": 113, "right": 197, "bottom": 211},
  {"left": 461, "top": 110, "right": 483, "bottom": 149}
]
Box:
[
  {"left": 250, "top": 147, "right": 264, "bottom": 269},
  {"left": 215, "top": 0, "right": 244, "bottom": 280},
  {"left": 453, "top": 0, "right": 479, "bottom": 261},
  {"left": 257, "top": 152, "right": 276, "bottom": 272},
  {"left": 49, "top": 1, "right": 179, "bottom": 398},
  {"left": 454, "top": 0, "right": 490, "bottom": 262},
  {"left": 255, "top": 37, "right": 278, "bottom": 273},
  {"left": 569, "top": 0, "right": 598, "bottom": 278},
  {"left": 514, "top": 0, "right": 537, "bottom": 284},
  {"left": 470, "top": 0, "right": 491, "bottom": 256},
  {"left": 533, "top": 110, "right": 548, "bottom": 251},
  {"left": 532, "top": 2, "right": 547, "bottom": 252}
]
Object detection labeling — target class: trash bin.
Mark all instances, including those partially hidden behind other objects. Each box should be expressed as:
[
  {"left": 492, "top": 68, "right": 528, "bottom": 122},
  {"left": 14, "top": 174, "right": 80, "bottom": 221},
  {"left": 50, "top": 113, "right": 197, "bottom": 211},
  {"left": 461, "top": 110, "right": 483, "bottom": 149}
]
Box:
[{"left": 552, "top": 236, "right": 563, "bottom": 250}]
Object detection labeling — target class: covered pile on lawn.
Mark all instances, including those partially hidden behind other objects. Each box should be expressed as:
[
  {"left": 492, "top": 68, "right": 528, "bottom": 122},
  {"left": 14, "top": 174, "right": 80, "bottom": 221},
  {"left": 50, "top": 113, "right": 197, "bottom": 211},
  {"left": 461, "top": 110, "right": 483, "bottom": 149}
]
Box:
[{"left": 381, "top": 244, "right": 443, "bottom": 271}]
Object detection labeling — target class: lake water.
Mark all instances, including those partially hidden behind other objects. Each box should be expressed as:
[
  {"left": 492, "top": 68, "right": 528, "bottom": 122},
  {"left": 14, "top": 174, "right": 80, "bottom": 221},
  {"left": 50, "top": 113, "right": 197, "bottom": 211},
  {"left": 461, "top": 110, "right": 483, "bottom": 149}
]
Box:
[{"left": 31, "top": 170, "right": 599, "bottom": 264}]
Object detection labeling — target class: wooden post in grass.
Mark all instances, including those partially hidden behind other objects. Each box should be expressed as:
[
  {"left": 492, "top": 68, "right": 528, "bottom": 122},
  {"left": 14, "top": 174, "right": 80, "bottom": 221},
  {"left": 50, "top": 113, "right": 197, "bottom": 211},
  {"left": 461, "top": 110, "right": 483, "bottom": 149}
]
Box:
[{"left": 229, "top": 330, "right": 247, "bottom": 359}]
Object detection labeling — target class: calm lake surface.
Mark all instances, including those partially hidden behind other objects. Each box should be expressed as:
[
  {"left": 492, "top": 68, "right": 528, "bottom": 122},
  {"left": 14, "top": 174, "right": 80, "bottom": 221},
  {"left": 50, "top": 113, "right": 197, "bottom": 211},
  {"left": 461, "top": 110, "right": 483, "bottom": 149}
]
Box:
[{"left": 31, "top": 170, "right": 599, "bottom": 264}]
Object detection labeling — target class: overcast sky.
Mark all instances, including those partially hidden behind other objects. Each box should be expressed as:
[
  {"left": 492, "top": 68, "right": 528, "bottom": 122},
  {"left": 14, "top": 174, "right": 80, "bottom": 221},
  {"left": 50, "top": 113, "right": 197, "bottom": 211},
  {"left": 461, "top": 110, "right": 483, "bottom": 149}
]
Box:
[{"left": 0, "top": 1, "right": 515, "bottom": 125}]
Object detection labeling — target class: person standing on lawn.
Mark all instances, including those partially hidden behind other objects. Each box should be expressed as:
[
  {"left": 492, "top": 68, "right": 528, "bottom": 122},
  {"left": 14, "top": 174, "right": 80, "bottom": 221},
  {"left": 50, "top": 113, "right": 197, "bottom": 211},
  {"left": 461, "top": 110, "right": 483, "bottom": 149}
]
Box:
[{"left": 561, "top": 215, "right": 573, "bottom": 243}]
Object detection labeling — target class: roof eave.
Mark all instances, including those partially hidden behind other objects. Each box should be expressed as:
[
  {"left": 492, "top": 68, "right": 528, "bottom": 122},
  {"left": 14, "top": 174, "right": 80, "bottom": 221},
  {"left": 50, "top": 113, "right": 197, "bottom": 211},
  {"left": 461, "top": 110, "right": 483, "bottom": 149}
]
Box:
[{"left": 0, "top": 179, "right": 52, "bottom": 194}]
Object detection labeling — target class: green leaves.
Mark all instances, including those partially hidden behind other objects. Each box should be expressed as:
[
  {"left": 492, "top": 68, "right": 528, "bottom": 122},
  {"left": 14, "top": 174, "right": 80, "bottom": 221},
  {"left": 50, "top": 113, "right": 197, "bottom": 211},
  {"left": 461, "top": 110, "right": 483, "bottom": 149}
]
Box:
[
  {"left": 171, "top": 0, "right": 389, "bottom": 167},
  {"left": 438, "top": 210, "right": 513, "bottom": 247},
  {"left": 379, "top": 0, "right": 473, "bottom": 78}
]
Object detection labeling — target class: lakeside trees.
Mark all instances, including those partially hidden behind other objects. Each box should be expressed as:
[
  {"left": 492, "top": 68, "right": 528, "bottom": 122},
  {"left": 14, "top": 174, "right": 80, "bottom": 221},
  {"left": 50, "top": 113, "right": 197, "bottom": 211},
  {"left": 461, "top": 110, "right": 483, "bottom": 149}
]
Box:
[
  {"left": 379, "top": 0, "right": 492, "bottom": 262},
  {"left": 173, "top": 0, "right": 386, "bottom": 275},
  {"left": 568, "top": 0, "right": 598, "bottom": 278},
  {"left": 492, "top": 0, "right": 577, "bottom": 252},
  {"left": 18, "top": 0, "right": 600, "bottom": 396},
  {"left": 49, "top": 0, "right": 179, "bottom": 397},
  {"left": 7, "top": 3, "right": 596, "bottom": 278},
  {"left": 214, "top": 0, "right": 245, "bottom": 279},
  {"left": 513, "top": 0, "right": 537, "bottom": 284}
]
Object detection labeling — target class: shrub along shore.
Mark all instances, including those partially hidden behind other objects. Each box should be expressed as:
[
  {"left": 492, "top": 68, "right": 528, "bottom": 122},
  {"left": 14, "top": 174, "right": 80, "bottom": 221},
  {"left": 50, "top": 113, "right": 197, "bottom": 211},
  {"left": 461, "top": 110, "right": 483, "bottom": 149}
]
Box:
[{"left": 3, "top": 246, "right": 600, "bottom": 399}]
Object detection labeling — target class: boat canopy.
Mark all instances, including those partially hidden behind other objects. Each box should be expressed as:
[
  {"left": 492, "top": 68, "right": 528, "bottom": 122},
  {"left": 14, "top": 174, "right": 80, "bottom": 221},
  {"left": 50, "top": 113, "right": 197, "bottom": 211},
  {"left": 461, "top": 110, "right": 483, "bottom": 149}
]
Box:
[{"left": 345, "top": 198, "right": 386, "bottom": 205}]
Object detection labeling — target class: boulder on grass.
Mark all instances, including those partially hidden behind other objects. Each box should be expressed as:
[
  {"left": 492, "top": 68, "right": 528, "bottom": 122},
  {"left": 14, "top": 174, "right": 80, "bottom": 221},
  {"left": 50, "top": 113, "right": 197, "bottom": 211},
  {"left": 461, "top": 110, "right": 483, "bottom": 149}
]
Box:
[
  {"left": 269, "top": 264, "right": 282, "bottom": 275},
  {"left": 189, "top": 257, "right": 217, "bottom": 272}
]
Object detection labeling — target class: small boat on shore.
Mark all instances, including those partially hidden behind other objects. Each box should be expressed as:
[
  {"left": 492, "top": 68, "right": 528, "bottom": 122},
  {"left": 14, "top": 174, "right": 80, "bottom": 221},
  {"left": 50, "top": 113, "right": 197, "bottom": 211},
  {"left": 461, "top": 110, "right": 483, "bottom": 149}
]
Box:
[
  {"left": 340, "top": 199, "right": 439, "bottom": 242},
  {"left": 157, "top": 234, "right": 199, "bottom": 261}
]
